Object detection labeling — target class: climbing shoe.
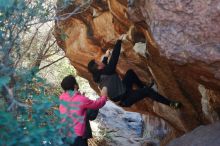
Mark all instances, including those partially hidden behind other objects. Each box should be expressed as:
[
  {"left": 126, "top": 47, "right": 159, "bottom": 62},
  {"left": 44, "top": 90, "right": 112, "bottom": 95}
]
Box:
[{"left": 170, "top": 101, "right": 182, "bottom": 109}]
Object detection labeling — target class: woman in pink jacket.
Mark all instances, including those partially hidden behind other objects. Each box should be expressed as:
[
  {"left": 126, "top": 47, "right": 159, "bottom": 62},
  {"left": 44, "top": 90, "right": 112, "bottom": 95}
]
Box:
[{"left": 59, "top": 75, "right": 107, "bottom": 146}]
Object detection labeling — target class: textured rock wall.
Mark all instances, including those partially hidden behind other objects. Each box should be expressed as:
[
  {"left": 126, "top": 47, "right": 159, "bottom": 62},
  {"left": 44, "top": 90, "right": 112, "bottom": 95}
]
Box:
[
  {"left": 54, "top": 0, "right": 220, "bottom": 145},
  {"left": 167, "top": 122, "right": 220, "bottom": 146}
]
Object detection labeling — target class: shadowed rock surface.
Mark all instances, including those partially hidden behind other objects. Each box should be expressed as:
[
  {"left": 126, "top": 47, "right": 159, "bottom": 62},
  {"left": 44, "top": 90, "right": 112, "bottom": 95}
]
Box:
[
  {"left": 54, "top": 0, "right": 220, "bottom": 145},
  {"left": 167, "top": 122, "right": 220, "bottom": 146}
]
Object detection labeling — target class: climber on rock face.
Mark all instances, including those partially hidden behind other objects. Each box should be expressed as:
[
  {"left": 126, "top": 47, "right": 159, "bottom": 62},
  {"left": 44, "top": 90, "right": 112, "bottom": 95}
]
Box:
[{"left": 87, "top": 34, "right": 181, "bottom": 109}]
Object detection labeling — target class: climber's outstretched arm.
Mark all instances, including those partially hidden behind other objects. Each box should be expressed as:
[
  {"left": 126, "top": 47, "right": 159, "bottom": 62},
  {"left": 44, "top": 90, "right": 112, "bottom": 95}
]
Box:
[{"left": 101, "top": 40, "right": 122, "bottom": 74}]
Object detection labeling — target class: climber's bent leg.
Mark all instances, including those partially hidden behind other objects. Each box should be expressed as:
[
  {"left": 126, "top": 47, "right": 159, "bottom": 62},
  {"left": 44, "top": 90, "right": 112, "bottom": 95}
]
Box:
[
  {"left": 119, "top": 88, "right": 147, "bottom": 107},
  {"left": 122, "top": 69, "right": 145, "bottom": 90},
  {"left": 145, "top": 87, "right": 171, "bottom": 106},
  {"left": 120, "top": 87, "right": 171, "bottom": 107}
]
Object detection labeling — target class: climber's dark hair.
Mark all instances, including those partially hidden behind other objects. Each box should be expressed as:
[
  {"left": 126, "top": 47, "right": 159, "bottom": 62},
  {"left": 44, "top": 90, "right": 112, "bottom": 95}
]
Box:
[
  {"left": 88, "top": 59, "right": 98, "bottom": 74},
  {"left": 61, "top": 75, "right": 77, "bottom": 91},
  {"left": 87, "top": 59, "right": 100, "bottom": 83}
]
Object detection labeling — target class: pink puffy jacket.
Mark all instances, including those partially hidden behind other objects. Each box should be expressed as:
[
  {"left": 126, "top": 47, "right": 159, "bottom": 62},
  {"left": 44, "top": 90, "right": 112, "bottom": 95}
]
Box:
[{"left": 59, "top": 91, "right": 107, "bottom": 136}]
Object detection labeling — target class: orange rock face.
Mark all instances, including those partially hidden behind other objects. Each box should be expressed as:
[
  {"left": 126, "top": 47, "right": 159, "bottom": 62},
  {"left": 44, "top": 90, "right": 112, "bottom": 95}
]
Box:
[{"left": 54, "top": 0, "right": 220, "bottom": 144}]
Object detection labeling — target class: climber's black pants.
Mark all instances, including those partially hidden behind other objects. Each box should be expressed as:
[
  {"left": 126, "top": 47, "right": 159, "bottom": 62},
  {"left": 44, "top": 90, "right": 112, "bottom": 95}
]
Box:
[
  {"left": 122, "top": 69, "right": 145, "bottom": 90},
  {"left": 120, "top": 69, "right": 172, "bottom": 107}
]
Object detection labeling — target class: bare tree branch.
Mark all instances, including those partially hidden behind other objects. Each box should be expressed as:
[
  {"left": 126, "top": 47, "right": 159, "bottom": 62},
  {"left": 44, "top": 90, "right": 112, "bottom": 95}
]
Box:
[
  {"left": 43, "top": 40, "right": 57, "bottom": 56},
  {"left": 39, "top": 27, "right": 53, "bottom": 52},
  {"left": 4, "top": 85, "right": 30, "bottom": 112},
  {"left": 26, "top": 0, "right": 93, "bottom": 27},
  {"left": 42, "top": 48, "right": 61, "bottom": 60},
  {"left": 8, "top": 18, "right": 30, "bottom": 54},
  {"left": 30, "top": 27, "right": 55, "bottom": 68},
  {"left": 39, "top": 56, "right": 65, "bottom": 71},
  {"left": 14, "top": 23, "right": 44, "bottom": 68}
]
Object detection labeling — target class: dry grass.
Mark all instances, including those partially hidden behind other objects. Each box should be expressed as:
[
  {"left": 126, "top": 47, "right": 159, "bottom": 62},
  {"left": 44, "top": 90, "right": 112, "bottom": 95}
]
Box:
[{"left": 88, "top": 137, "right": 109, "bottom": 146}]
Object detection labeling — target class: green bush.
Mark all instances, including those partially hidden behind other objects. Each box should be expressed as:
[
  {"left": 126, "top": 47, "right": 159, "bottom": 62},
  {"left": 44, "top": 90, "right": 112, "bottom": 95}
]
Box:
[{"left": 0, "top": 0, "right": 81, "bottom": 145}]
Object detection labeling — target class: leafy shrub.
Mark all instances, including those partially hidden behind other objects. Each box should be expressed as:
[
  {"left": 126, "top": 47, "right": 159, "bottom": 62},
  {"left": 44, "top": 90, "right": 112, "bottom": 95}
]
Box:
[{"left": 0, "top": 0, "right": 81, "bottom": 145}]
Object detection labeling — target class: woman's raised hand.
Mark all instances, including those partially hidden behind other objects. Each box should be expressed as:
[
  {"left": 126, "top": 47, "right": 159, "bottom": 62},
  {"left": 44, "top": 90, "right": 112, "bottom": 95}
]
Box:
[
  {"left": 105, "top": 49, "right": 111, "bottom": 57},
  {"left": 119, "top": 34, "right": 127, "bottom": 41},
  {"left": 101, "top": 86, "right": 108, "bottom": 97}
]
